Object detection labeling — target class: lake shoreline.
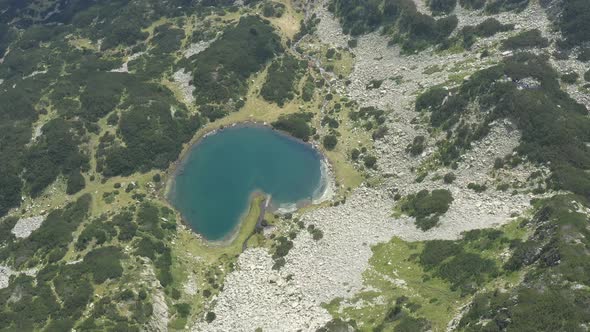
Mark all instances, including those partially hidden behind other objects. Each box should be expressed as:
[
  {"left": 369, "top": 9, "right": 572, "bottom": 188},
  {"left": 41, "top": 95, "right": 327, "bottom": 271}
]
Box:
[{"left": 164, "top": 122, "right": 335, "bottom": 246}]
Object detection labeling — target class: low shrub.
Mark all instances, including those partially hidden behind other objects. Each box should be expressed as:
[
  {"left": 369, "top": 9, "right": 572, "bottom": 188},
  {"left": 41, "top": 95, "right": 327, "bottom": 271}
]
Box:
[
  {"left": 323, "top": 135, "right": 338, "bottom": 150},
  {"left": 501, "top": 29, "right": 549, "bottom": 50},
  {"left": 400, "top": 189, "right": 453, "bottom": 230}
]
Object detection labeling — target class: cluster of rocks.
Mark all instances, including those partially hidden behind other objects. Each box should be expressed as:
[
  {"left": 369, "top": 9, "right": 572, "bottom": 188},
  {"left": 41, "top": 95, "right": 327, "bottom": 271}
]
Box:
[
  {"left": 11, "top": 216, "right": 44, "bottom": 239},
  {"left": 0, "top": 266, "right": 37, "bottom": 290},
  {"left": 183, "top": 39, "right": 215, "bottom": 59},
  {"left": 193, "top": 248, "right": 333, "bottom": 331},
  {"left": 110, "top": 52, "right": 144, "bottom": 73},
  {"left": 140, "top": 257, "right": 170, "bottom": 332},
  {"left": 173, "top": 69, "right": 196, "bottom": 105}
]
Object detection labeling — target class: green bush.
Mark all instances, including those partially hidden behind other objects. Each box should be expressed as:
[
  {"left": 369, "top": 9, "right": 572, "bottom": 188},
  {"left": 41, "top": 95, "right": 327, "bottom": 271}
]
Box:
[
  {"left": 0, "top": 217, "right": 17, "bottom": 245},
  {"left": 83, "top": 246, "right": 124, "bottom": 283},
  {"left": 372, "top": 126, "right": 388, "bottom": 140},
  {"left": 456, "top": 18, "right": 514, "bottom": 48},
  {"left": 205, "top": 312, "right": 216, "bottom": 323},
  {"left": 429, "top": 0, "right": 457, "bottom": 15},
  {"left": 75, "top": 219, "right": 117, "bottom": 251},
  {"left": 400, "top": 189, "right": 453, "bottom": 230},
  {"left": 363, "top": 155, "right": 377, "bottom": 169},
  {"left": 561, "top": 72, "right": 579, "bottom": 84},
  {"left": 262, "top": 1, "right": 286, "bottom": 17},
  {"left": 415, "top": 86, "right": 447, "bottom": 112},
  {"left": 407, "top": 136, "right": 426, "bottom": 156},
  {"left": 323, "top": 135, "right": 338, "bottom": 150},
  {"left": 501, "top": 29, "right": 549, "bottom": 50},
  {"left": 260, "top": 55, "right": 305, "bottom": 106},
  {"left": 394, "top": 316, "right": 431, "bottom": 332},
  {"left": 437, "top": 253, "right": 497, "bottom": 293},
  {"left": 459, "top": 0, "right": 486, "bottom": 10},
  {"left": 301, "top": 77, "right": 316, "bottom": 102},
  {"left": 272, "top": 112, "right": 314, "bottom": 141},
  {"left": 419, "top": 240, "right": 462, "bottom": 269},
  {"left": 558, "top": 0, "right": 590, "bottom": 47},
  {"left": 66, "top": 171, "right": 86, "bottom": 195},
  {"left": 467, "top": 182, "right": 487, "bottom": 192},
  {"left": 273, "top": 236, "right": 293, "bottom": 259},
  {"left": 443, "top": 172, "right": 456, "bottom": 184},
  {"left": 175, "top": 303, "right": 191, "bottom": 317},
  {"left": 578, "top": 47, "right": 590, "bottom": 62},
  {"left": 307, "top": 225, "right": 324, "bottom": 240}
]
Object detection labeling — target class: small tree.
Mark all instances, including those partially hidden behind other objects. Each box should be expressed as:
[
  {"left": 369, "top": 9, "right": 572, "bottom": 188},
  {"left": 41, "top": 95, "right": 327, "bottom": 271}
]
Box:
[
  {"left": 323, "top": 135, "right": 338, "bottom": 150},
  {"left": 443, "top": 172, "right": 456, "bottom": 184},
  {"left": 152, "top": 173, "right": 161, "bottom": 183},
  {"left": 66, "top": 171, "right": 86, "bottom": 195},
  {"left": 205, "top": 312, "right": 216, "bottom": 323},
  {"left": 364, "top": 155, "right": 377, "bottom": 169}
]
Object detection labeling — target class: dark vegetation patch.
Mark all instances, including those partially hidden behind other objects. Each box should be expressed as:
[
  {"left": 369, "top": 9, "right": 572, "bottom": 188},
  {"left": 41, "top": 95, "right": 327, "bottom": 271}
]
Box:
[
  {"left": 272, "top": 112, "right": 315, "bottom": 141},
  {"left": 133, "top": 203, "right": 177, "bottom": 287},
  {"left": 372, "top": 295, "right": 432, "bottom": 331},
  {"left": 561, "top": 72, "right": 579, "bottom": 84},
  {"left": 484, "top": 0, "right": 529, "bottom": 13},
  {"left": 407, "top": 136, "right": 426, "bottom": 156},
  {"left": 428, "top": 0, "right": 457, "bottom": 15},
  {"left": 98, "top": 100, "right": 202, "bottom": 177},
  {"left": 0, "top": 194, "right": 174, "bottom": 329},
  {"left": 0, "top": 217, "right": 17, "bottom": 246},
  {"left": 261, "top": 1, "right": 286, "bottom": 18},
  {"left": 307, "top": 224, "right": 324, "bottom": 241},
  {"left": 459, "top": 0, "right": 486, "bottom": 10},
  {"left": 271, "top": 236, "right": 294, "bottom": 270},
  {"left": 0, "top": 244, "right": 126, "bottom": 330},
  {"left": 24, "top": 118, "right": 89, "bottom": 198},
  {"left": 399, "top": 189, "right": 453, "bottom": 230},
  {"left": 500, "top": 29, "right": 549, "bottom": 50},
  {"left": 458, "top": 195, "right": 590, "bottom": 330},
  {"left": 260, "top": 54, "right": 306, "bottom": 106},
  {"left": 323, "top": 135, "right": 338, "bottom": 150},
  {"left": 417, "top": 229, "right": 508, "bottom": 295},
  {"left": 0, "top": 195, "right": 91, "bottom": 268},
  {"left": 446, "top": 18, "right": 514, "bottom": 49},
  {"left": 189, "top": 16, "right": 282, "bottom": 105},
  {"left": 0, "top": 13, "right": 204, "bottom": 216},
  {"left": 415, "top": 53, "right": 590, "bottom": 198},
  {"left": 328, "top": 0, "right": 458, "bottom": 53},
  {"left": 75, "top": 217, "right": 117, "bottom": 251},
  {"left": 556, "top": 0, "right": 590, "bottom": 48},
  {"left": 349, "top": 106, "right": 387, "bottom": 133},
  {"left": 364, "top": 155, "right": 378, "bottom": 169},
  {"left": 301, "top": 76, "right": 316, "bottom": 102}
]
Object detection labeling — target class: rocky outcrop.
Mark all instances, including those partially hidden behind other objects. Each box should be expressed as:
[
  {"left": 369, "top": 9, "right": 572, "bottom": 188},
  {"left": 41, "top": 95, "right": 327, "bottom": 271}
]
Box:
[{"left": 11, "top": 216, "right": 44, "bottom": 239}]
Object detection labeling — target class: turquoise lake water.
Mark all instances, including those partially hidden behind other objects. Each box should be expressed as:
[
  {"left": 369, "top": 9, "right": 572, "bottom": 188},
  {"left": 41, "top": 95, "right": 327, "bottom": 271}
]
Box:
[{"left": 168, "top": 125, "right": 325, "bottom": 241}]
